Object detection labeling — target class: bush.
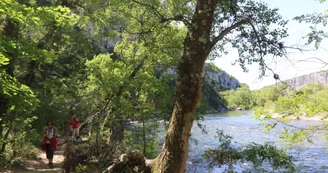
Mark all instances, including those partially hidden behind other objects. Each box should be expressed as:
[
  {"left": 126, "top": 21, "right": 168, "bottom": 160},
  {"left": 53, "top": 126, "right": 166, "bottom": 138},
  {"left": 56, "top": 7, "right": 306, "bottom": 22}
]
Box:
[{"left": 221, "top": 85, "right": 255, "bottom": 110}]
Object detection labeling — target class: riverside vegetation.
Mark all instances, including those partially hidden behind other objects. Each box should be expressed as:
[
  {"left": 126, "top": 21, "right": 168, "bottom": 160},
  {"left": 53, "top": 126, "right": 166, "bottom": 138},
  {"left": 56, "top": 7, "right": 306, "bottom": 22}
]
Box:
[
  {"left": 0, "top": 0, "right": 327, "bottom": 173},
  {"left": 222, "top": 82, "right": 328, "bottom": 145}
]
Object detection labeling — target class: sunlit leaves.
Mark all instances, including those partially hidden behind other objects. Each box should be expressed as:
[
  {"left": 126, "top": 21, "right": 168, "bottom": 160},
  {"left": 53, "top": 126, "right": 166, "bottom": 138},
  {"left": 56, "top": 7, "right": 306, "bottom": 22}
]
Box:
[
  {"left": 84, "top": 54, "right": 126, "bottom": 101},
  {"left": 0, "top": 70, "right": 39, "bottom": 115},
  {"left": 280, "top": 128, "right": 313, "bottom": 145},
  {"left": 0, "top": 0, "right": 76, "bottom": 27},
  {"left": 253, "top": 82, "right": 328, "bottom": 145},
  {"left": 0, "top": 53, "right": 9, "bottom": 66}
]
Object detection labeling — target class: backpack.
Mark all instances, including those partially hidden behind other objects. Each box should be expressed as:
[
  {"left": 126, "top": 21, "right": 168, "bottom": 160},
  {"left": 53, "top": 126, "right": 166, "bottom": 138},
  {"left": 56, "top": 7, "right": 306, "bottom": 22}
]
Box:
[{"left": 75, "top": 136, "right": 82, "bottom": 143}]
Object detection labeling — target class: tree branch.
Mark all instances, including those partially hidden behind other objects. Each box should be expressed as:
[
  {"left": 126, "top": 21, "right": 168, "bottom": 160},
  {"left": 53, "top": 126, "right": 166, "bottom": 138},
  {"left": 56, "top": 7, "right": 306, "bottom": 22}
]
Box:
[
  {"left": 245, "top": 18, "right": 293, "bottom": 88},
  {"left": 125, "top": 29, "right": 152, "bottom": 35},
  {"left": 116, "top": 56, "right": 147, "bottom": 97},
  {"left": 130, "top": 1, "right": 188, "bottom": 28},
  {"left": 160, "top": 15, "right": 184, "bottom": 23},
  {"left": 270, "top": 117, "right": 328, "bottom": 131},
  {"left": 210, "top": 19, "right": 248, "bottom": 49},
  {"left": 131, "top": 0, "right": 163, "bottom": 19}
]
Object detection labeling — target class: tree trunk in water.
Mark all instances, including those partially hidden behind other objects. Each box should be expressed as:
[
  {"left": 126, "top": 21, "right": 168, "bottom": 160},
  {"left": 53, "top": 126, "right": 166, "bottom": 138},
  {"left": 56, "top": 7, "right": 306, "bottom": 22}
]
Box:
[{"left": 152, "top": 1, "right": 218, "bottom": 172}]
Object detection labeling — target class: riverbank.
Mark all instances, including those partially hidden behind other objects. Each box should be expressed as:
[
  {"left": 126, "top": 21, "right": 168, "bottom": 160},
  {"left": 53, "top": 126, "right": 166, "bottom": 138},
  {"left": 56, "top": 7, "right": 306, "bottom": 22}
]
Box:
[{"left": 267, "top": 113, "right": 327, "bottom": 121}]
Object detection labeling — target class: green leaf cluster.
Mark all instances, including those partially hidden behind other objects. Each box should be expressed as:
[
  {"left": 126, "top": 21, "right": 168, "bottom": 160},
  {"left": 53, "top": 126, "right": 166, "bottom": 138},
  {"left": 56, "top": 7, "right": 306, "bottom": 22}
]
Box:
[
  {"left": 221, "top": 84, "right": 255, "bottom": 110},
  {"left": 253, "top": 83, "right": 328, "bottom": 145},
  {"left": 203, "top": 130, "right": 295, "bottom": 172}
]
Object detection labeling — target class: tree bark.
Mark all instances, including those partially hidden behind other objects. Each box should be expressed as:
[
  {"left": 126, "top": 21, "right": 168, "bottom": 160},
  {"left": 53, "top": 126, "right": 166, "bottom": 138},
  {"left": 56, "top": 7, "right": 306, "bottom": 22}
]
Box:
[{"left": 152, "top": 1, "right": 219, "bottom": 172}]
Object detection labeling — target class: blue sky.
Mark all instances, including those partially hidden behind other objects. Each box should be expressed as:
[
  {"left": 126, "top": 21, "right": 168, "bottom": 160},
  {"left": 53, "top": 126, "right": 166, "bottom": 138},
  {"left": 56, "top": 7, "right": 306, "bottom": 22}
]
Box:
[{"left": 211, "top": 0, "right": 328, "bottom": 90}]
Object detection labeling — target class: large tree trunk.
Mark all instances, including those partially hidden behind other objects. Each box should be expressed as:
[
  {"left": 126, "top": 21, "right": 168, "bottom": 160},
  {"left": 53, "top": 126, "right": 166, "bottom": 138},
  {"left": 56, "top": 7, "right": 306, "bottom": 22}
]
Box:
[{"left": 152, "top": 1, "right": 218, "bottom": 172}]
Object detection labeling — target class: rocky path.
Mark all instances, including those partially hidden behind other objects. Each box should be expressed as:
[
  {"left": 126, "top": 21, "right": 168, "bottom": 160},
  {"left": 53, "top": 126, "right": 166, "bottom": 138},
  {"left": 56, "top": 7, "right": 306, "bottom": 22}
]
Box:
[{"left": 3, "top": 138, "right": 66, "bottom": 173}]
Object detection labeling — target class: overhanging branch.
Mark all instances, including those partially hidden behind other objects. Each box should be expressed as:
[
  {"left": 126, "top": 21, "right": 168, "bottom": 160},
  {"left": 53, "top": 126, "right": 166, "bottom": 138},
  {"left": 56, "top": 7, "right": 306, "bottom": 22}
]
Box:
[
  {"left": 210, "top": 19, "right": 249, "bottom": 49},
  {"left": 247, "top": 20, "right": 293, "bottom": 87},
  {"left": 131, "top": 0, "right": 163, "bottom": 19},
  {"left": 131, "top": 0, "right": 187, "bottom": 25},
  {"left": 160, "top": 15, "right": 184, "bottom": 23}
]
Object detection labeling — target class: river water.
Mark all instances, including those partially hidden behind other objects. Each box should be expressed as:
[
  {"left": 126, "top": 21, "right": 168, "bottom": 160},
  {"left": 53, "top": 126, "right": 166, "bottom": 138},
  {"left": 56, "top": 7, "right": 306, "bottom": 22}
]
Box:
[{"left": 157, "top": 111, "right": 328, "bottom": 173}]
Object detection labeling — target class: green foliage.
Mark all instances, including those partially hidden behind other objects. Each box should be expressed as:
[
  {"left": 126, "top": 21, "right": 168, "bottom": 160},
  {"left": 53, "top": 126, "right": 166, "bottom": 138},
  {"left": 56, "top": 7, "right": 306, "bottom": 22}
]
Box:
[
  {"left": 76, "top": 164, "right": 88, "bottom": 173},
  {"left": 122, "top": 123, "right": 159, "bottom": 159},
  {"left": 0, "top": 67, "right": 39, "bottom": 156},
  {"left": 221, "top": 85, "right": 255, "bottom": 110},
  {"left": 203, "top": 130, "right": 295, "bottom": 172},
  {"left": 7, "top": 131, "right": 40, "bottom": 159},
  {"left": 0, "top": 0, "right": 76, "bottom": 26},
  {"left": 0, "top": 0, "right": 98, "bottom": 162},
  {"left": 254, "top": 84, "right": 287, "bottom": 107},
  {"left": 0, "top": 0, "right": 77, "bottom": 64},
  {"left": 0, "top": 72, "right": 39, "bottom": 114},
  {"left": 274, "top": 94, "right": 301, "bottom": 115},
  {"left": 280, "top": 128, "right": 313, "bottom": 145},
  {"left": 0, "top": 0, "right": 322, "bottom": 172},
  {"left": 198, "top": 81, "right": 224, "bottom": 113},
  {"left": 293, "top": 0, "right": 327, "bottom": 48},
  {"left": 253, "top": 83, "right": 328, "bottom": 145},
  {"left": 265, "top": 83, "right": 328, "bottom": 117}
]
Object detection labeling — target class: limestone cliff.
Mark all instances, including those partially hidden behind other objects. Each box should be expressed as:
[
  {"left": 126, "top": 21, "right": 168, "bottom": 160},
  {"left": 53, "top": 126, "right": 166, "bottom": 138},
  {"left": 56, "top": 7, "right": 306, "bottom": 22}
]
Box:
[
  {"left": 163, "top": 63, "right": 241, "bottom": 112},
  {"left": 164, "top": 63, "right": 240, "bottom": 90},
  {"left": 284, "top": 70, "right": 328, "bottom": 89},
  {"left": 203, "top": 68, "right": 240, "bottom": 90}
]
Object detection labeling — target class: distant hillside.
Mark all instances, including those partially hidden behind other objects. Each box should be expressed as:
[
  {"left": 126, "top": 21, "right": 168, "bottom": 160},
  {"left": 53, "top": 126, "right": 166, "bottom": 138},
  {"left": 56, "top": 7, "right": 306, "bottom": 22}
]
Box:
[{"left": 283, "top": 70, "right": 328, "bottom": 89}]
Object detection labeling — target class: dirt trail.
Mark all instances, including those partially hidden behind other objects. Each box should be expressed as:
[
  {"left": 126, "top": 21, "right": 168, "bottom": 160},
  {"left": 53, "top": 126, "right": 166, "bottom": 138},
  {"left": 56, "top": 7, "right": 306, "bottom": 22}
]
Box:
[{"left": 3, "top": 138, "right": 66, "bottom": 173}]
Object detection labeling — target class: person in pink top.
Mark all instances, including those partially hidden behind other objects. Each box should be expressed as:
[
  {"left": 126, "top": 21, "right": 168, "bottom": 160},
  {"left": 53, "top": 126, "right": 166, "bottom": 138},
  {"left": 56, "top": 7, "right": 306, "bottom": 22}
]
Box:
[{"left": 70, "top": 116, "right": 80, "bottom": 139}]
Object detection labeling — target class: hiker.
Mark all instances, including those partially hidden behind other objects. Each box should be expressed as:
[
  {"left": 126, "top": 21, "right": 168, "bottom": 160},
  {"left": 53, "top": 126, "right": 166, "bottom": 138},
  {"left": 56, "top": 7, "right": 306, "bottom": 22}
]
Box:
[
  {"left": 41, "top": 120, "right": 58, "bottom": 167},
  {"left": 70, "top": 116, "right": 80, "bottom": 140}
]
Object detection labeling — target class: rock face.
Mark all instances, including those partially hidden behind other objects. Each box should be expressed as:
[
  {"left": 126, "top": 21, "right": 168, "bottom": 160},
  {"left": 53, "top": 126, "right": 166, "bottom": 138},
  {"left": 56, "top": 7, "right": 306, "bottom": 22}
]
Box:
[
  {"left": 164, "top": 63, "right": 240, "bottom": 90},
  {"left": 163, "top": 63, "right": 240, "bottom": 112},
  {"left": 203, "top": 69, "right": 240, "bottom": 90},
  {"left": 284, "top": 71, "right": 328, "bottom": 89}
]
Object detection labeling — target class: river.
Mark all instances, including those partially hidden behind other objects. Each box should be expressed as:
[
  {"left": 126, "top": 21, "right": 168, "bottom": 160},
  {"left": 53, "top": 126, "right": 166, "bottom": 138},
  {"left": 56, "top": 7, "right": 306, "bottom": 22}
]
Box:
[{"left": 156, "top": 111, "right": 328, "bottom": 173}]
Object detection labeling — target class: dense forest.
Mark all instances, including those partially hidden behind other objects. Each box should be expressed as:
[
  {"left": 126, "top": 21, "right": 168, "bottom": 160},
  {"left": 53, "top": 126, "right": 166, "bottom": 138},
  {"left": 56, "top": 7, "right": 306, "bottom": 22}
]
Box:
[{"left": 0, "top": 0, "right": 327, "bottom": 173}]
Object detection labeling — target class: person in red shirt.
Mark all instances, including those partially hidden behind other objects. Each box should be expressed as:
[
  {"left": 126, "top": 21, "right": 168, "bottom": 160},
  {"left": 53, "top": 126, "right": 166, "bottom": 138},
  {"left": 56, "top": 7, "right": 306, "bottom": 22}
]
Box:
[{"left": 70, "top": 116, "right": 80, "bottom": 139}]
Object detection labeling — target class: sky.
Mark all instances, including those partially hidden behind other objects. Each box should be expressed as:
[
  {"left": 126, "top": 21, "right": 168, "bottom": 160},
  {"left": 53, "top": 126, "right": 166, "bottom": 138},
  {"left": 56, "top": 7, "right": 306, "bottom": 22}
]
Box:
[{"left": 210, "top": 0, "right": 328, "bottom": 90}]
